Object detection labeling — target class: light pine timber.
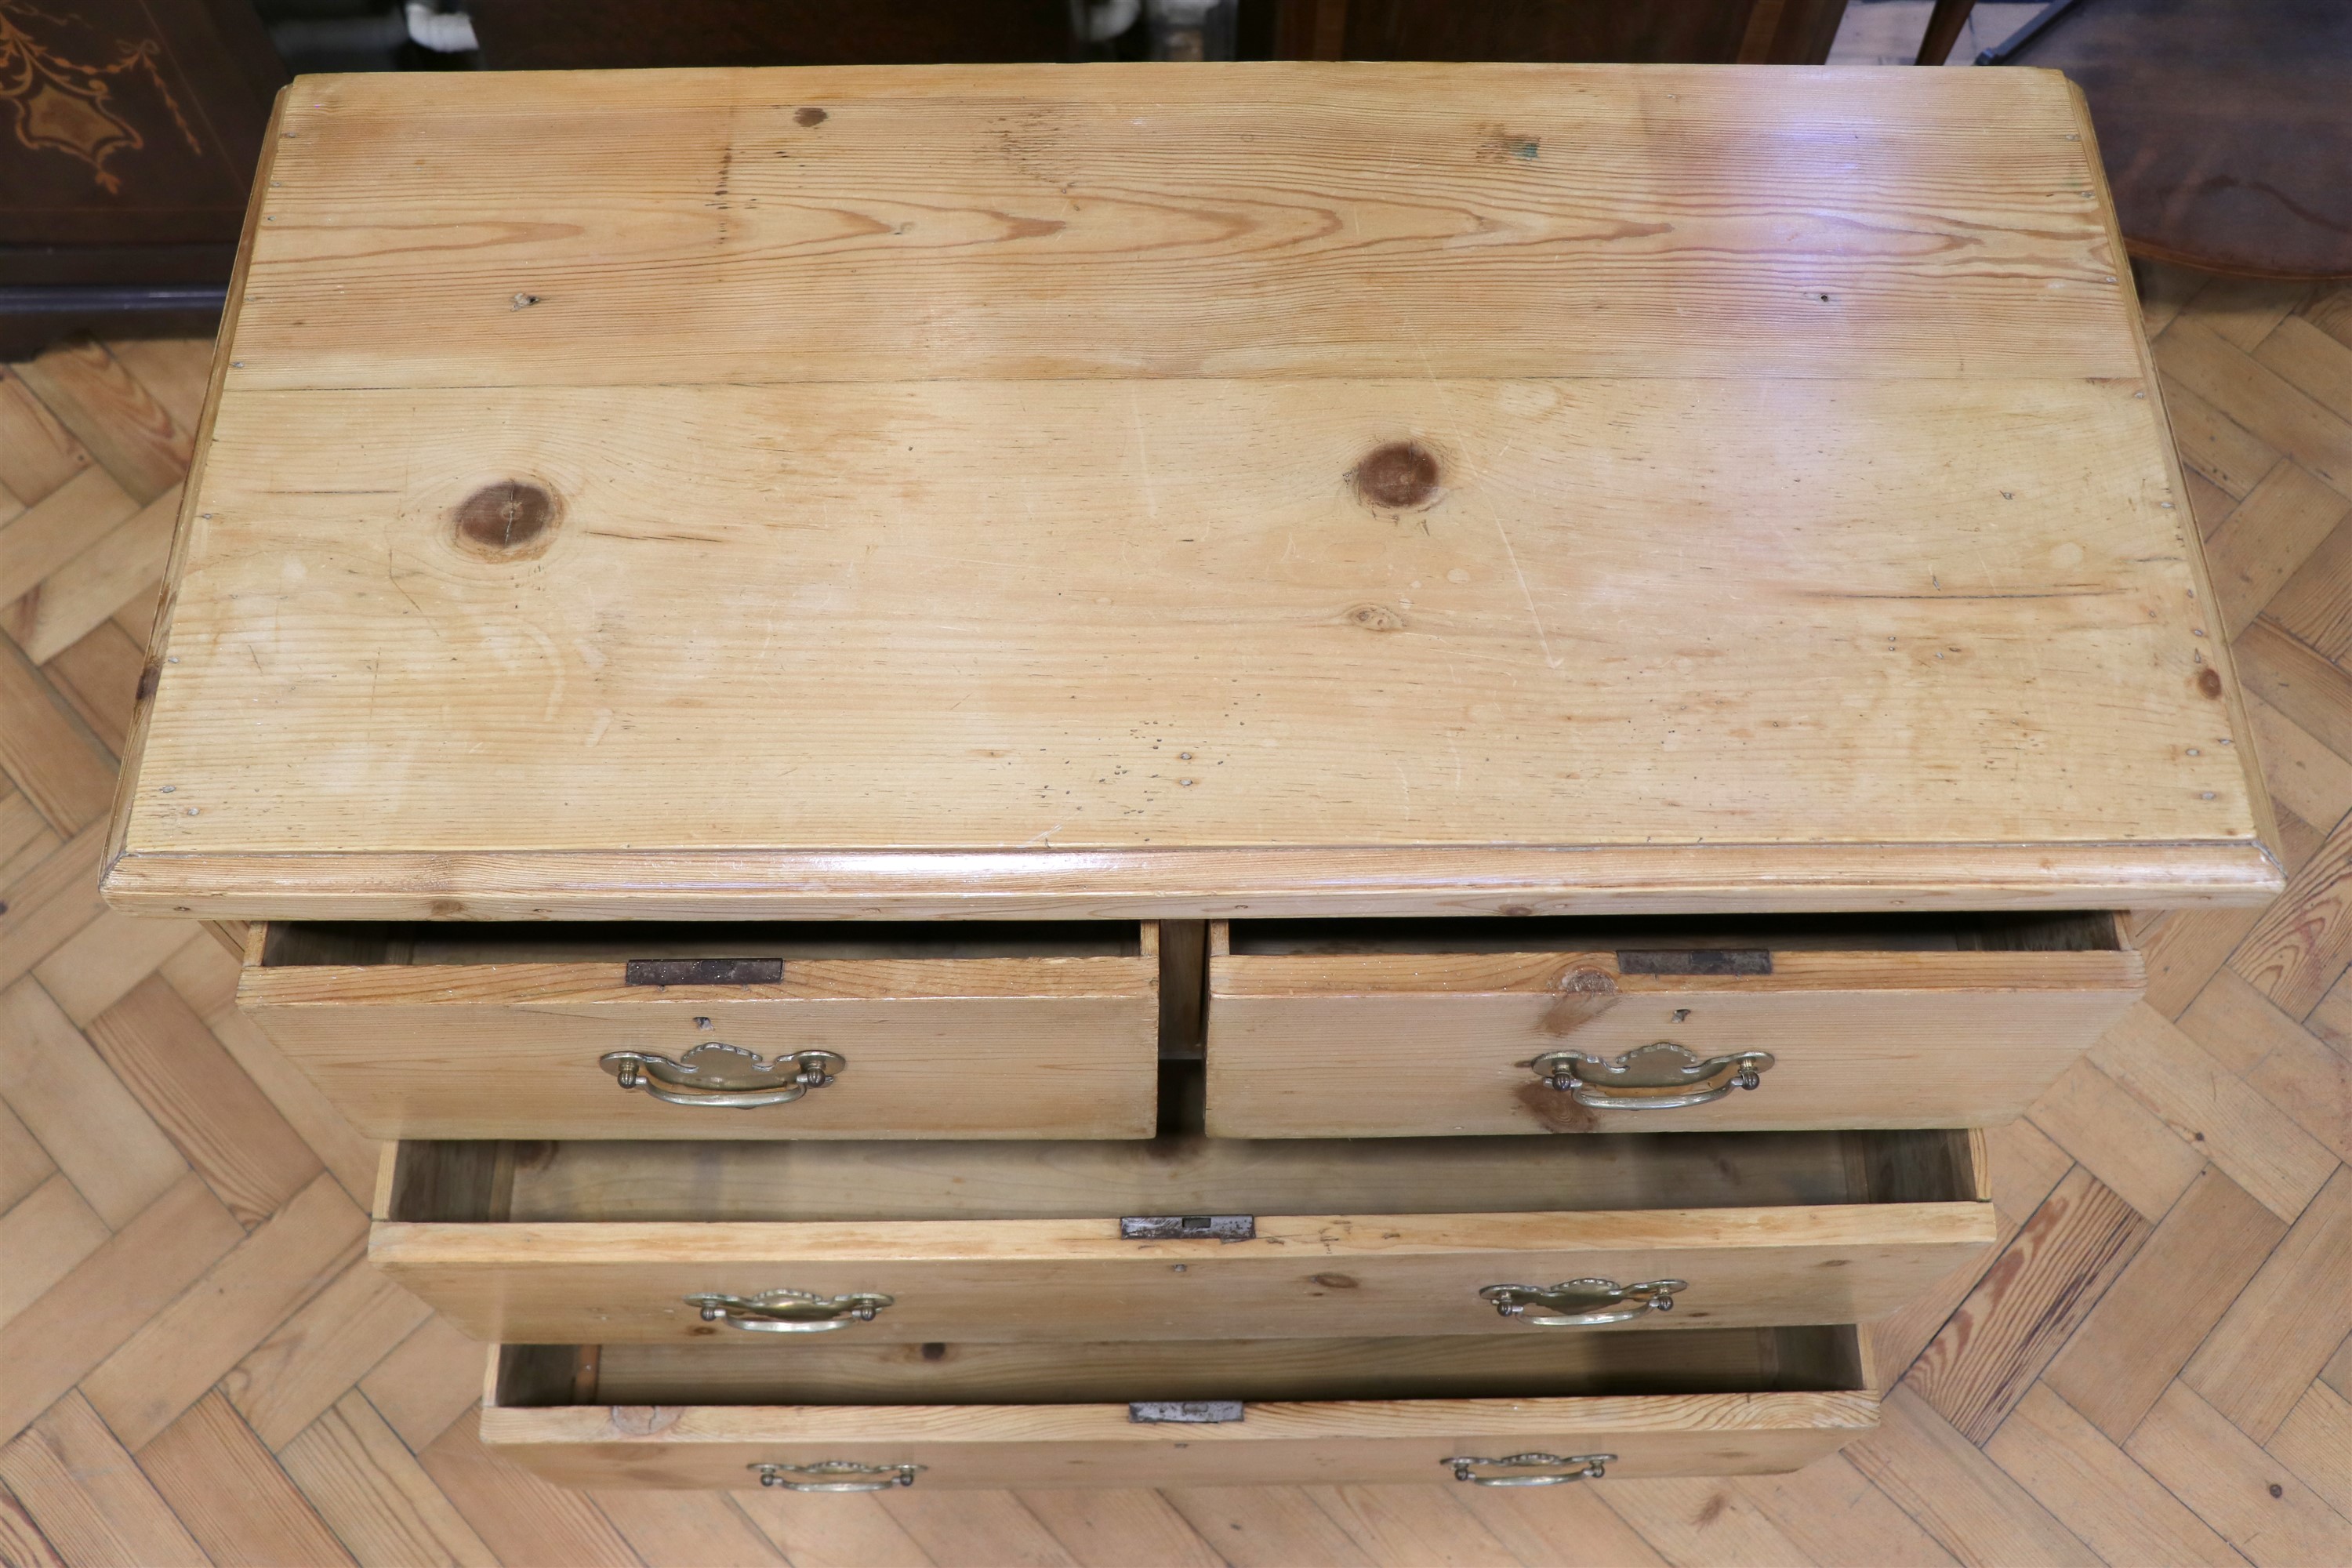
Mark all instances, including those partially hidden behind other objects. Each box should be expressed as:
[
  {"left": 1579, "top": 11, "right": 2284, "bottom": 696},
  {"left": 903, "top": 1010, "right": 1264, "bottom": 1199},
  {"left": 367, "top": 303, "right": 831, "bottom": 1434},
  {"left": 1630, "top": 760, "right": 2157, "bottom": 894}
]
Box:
[
  {"left": 102, "top": 64, "right": 2275, "bottom": 920},
  {"left": 371, "top": 1203, "right": 1991, "bottom": 1346},
  {"left": 480, "top": 1391, "right": 1880, "bottom": 1490},
  {"left": 1207, "top": 939, "right": 2143, "bottom": 1135},
  {"left": 239, "top": 949, "right": 1161, "bottom": 1142}
]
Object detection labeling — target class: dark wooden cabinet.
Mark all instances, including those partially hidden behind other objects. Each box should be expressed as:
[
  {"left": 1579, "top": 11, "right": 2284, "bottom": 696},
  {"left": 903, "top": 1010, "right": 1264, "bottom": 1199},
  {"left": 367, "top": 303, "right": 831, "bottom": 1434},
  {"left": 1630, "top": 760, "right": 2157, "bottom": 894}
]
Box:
[
  {"left": 1275, "top": 0, "right": 1851, "bottom": 64},
  {"left": 1, "top": 0, "right": 284, "bottom": 352}
]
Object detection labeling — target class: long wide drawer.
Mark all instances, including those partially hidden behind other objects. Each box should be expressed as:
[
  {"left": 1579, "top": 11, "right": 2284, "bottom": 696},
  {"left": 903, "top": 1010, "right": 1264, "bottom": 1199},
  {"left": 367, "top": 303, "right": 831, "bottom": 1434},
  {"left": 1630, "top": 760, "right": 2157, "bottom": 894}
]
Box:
[
  {"left": 240, "top": 920, "right": 1163, "bottom": 1139},
  {"left": 374, "top": 1103, "right": 1993, "bottom": 1344},
  {"left": 1207, "top": 913, "right": 2143, "bottom": 1136},
  {"left": 481, "top": 1327, "right": 1881, "bottom": 1488}
]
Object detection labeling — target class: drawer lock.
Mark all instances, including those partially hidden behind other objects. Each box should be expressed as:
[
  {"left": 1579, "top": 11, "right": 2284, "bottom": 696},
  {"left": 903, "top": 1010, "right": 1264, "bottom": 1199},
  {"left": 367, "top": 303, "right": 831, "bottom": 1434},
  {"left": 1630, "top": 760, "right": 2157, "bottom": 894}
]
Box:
[
  {"left": 600, "top": 1042, "right": 844, "bottom": 1109},
  {"left": 1530, "top": 1041, "right": 1774, "bottom": 1109},
  {"left": 750, "top": 1461, "right": 922, "bottom": 1492},
  {"left": 685, "top": 1288, "right": 894, "bottom": 1332},
  {"left": 1446, "top": 1453, "right": 1613, "bottom": 1486},
  {"left": 1479, "top": 1277, "right": 1686, "bottom": 1325}
]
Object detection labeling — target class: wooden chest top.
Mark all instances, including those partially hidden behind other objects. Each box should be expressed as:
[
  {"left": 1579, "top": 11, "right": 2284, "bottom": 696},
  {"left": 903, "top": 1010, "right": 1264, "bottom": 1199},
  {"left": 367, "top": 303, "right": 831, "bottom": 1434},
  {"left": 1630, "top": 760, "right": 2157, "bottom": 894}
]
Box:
[{"left": 105, "top": 64, "right": 2279, "bottom": 919}]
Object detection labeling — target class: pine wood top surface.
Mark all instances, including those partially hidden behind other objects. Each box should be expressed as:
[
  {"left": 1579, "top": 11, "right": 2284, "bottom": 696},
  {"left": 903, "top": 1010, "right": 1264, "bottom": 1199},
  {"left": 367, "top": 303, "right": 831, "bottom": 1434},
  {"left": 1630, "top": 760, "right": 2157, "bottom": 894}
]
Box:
[{"left": 107, "top": 64, "right": 2281, "bottom": 916}]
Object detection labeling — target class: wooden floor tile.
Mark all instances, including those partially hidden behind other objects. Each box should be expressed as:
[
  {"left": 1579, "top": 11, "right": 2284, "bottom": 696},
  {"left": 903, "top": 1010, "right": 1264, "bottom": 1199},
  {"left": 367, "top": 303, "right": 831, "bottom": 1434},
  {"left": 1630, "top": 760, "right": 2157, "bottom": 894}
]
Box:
[
  {"left": 1904, "top": 1166, "right": 2150, "bottom": 1443},
  {"left": 2182, "top": 1167, "right": 2352, "bottom": 1443},
  {"left": 593, "top": 1490, "right": 786, "bottom": 1566},
  {"left": 2256, "top": 314, "right": 2352, "bottom": 423},
  {"left": 8, "top": 339, "right": 191, "bottom": 506},
  {"left": 878, "top": 1489, "right": 1081, "bottom": 1566},
  {"left": 40, "top": 619, "right": 146, "bottom": 757},
  {"left": 79, "top": 1172, "right": 368, "bottom": 1450},
  {"left": 83, "top": 974, "right": 321, "bottom": 1228},
  {"left": 1595, "top": 1478, "right": 1812, "bottom": 1566},
  {"left": 1159, "top": 1486, "right": 1379, "bottom": 1568},
  {"left": 1302, "top": 1485, "right": 1520, "bottom": 1567},
  {"left": 2089, "top": 1004, "right": 2337, "bottom": 1221},
  {"left": 1984, "top": 1385, "right": 2247, "bottom": 1566},
  {"left": 2181, "top": 966, "right": 2328, "bottom": 1076},
  {"left": 2230, "top": 810, "right": 2352, "bottom": 1019},
  {"left": 32, "top": 907, "right": 201, "bottom": 1028},
  {"left": 2267, "top": 1381, "right": 2352, "bottom": 1521},
  {"left": 0, "top": 1172, "right": 108, "bottom": 1323},
  {"left": 0, "top": 372, "right": 89, "bottom": 506},
  {"left": 0, "top": 651, "right": 114, "bottom": 842},
  {"left": 2324, "top": 1332, "right": 2352, "bottom": 1401},
  {"left": 1017, "top": 1489, "right": 1228, "bottom": 1567},
  {"left": 415, "top": 1410, "right": 638, "bottom": 1568},
  {"left": 2178, "top": 275, "right": 2310, "bottom": 352},
  {"left": 0, "top": 1098, "right": 55, "bottom": 1214},
  {"left": 1843, "top": 1387, "right": 2097, "bottom": 1567},
  {"left": 734, "top": 1484, "right": 941, "bottom": 1567},
  {"left": 2238, "top": 615, "right": 2352, "bottom": 764},
  {"left": 0, "top": 1173, "right": 242, "bottom": 1446},
  {"left": 2026, "top": 1056, "right": 2205, "bottom": 1219},
  {"left": 2202, "top": 460, "right": 2350, "bottom": 637},
  {"left": 0, "top": 1395, "right": 206, "bottom": 1567},
  {"left": 359, "top": 1315, "right": 488, "bottom": 1455},
  {"left": 107, "top": 340, "right": 212, "bottom": 434},
  {"left": 224, "top": 1256, "right": 434, "bottom": 1450},
  {"left": 2159, "top": 376, "right": 2279, "bottom": 498},
  {"left": 2266, "top": 515, "right": 2352, "bottom": 663},
  {"left": 138, "top": 1392, "right": 358, "bottom": 1567},
  {"left": 2125, "top": 1382, "right": 2352, "bottom": 1567},
  {"left": 201, "top": 1004, "right": 383, "bottom": 1207},
  {"left": 0, "top": 1487, "right": 65, "bottom": 1568},
  {"left": 2, "top": 483, "right": 180, "bottom": 663},
  {"left": 0, "top": 977, "right": 186, "bottom": 1227},
  {"left": 278, "top": 1392, "right": 499, "bottom": 1568},
  {"left": 1452, "top": 1482, "right": 1671, "bottom": 1568},
  {"left": 2246, "top": 693, "right": 2352, "bottom": 836},
  {"left": 1730, "top": 1454, "right": 1958, "bottom": 1567},
  {"left": 2160, "top": 318, "right": 2352, "bottom": 499},
  {"left": 2043, "top": 1164, "right": 2286, "bottom": 1443},
  {"left": 0, "top": 466, "right": 140, "bottom": 604}
]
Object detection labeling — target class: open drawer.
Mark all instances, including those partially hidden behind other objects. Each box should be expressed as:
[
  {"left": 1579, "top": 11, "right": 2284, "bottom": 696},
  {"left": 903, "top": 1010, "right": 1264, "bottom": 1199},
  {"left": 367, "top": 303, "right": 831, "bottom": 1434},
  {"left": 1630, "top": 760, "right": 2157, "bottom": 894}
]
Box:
[
  {"left": 480, "top": 1326, "right": 1882, "bottom": 1488},
  {"left": 373, "top": 1070, "right": 1992, "bottom": 1345},
  {"left": 1207, "top": 912, "right": 2143, "bottom": 1137},
  {"left": 239, "top": 920, "right": 1164, "bottom": 1139}
]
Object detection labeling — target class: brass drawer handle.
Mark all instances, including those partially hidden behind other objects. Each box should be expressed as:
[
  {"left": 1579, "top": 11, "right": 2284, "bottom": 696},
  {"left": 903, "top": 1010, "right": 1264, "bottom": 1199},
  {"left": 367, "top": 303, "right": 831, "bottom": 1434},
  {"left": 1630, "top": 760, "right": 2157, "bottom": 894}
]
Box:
[
  {"left": 1446, "top": 1453, "right": 1613, "bottom": 1486},
  {"left": 1530, "top": 1041, "right": 1774, "bottom": 1109},
  {"left": 600, "top": 1042, "right": 844, "bottom": 1108},
  {"left": 750, "top": 1461, "right": 922, "bottom": 1492},
  {"left": 687, "top": 1288, "right": 894, "bottom": 1332},
  {"left": 1480, "top": 1278, "right": 1686, "bottom": 1326}
]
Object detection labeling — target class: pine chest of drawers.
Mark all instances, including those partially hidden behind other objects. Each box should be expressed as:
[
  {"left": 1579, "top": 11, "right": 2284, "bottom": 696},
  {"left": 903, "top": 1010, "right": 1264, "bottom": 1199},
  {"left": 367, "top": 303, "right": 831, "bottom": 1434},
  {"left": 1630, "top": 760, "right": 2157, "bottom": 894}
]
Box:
[{"left": 106, "top": 60, "right": 2279, "bottom": 1493}]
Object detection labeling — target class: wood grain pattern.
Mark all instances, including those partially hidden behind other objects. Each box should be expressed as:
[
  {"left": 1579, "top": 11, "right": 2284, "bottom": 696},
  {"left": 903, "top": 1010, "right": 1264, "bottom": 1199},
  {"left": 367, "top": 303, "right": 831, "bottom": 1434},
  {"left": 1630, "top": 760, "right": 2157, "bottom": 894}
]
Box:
[
  {"left": 1208, "top": 938, "right": 2143, "bottom": 1136},
  {"left": 1902, "top": 1167, "right": 2149, "bottom": 1443},
  {"left": 481, "top": 1389, "right": 1881, "bottom": 1490},
  {"left": 103, "top": 64, "right": 2276, "bottom": 919}
]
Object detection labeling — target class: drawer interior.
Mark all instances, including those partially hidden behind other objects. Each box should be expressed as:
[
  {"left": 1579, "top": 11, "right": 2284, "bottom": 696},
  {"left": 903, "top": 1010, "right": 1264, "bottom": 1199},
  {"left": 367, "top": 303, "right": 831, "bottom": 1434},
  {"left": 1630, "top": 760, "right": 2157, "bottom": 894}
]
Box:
[
  {"left": 258, "top": 920, "right": 1145, "bottom": 964},
  {"left": 387, "top": 1065, "right": 1979, "bottom": 1223},
  {"left": 495, "top": 1324, "right": 1867, "bottom": 1408},
  {"left": 1225, "top": 910, "right": 2121, "bottom": 955}
]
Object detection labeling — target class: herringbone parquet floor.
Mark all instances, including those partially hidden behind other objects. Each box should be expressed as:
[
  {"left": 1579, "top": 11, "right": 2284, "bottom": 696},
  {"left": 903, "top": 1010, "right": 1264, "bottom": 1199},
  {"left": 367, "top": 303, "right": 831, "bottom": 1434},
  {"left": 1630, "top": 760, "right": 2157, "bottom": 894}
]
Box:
[{"left": 2, "top": 263, "right": 2348, "bottom": 1566}]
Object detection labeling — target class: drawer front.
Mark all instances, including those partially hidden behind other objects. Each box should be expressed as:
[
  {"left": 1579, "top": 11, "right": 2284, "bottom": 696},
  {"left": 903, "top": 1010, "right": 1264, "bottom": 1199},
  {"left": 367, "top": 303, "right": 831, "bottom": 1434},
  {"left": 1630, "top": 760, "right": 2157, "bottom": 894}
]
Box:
[
  {"left": 375, "top": 1206, "right": 1993, "bottom": 1345},
  {"left": 241, "top": 933, "right": 1160, "bottom": 1141},
  {"left": 482, "top": 1392, "right": 1879, "bottom": 1489},
  {"left": 1207, "top": 929, "right": 2142, "bottom": 1137}
]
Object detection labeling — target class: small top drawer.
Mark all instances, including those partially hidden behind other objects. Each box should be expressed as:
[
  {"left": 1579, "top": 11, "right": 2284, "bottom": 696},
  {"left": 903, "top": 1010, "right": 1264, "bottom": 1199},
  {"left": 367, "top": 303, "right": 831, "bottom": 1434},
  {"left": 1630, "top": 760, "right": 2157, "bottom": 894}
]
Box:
[
  {"left": 239, "top": 920, "right": 1163, "bottom": 1140},
  {"left": 1206, "top": 912, "right": 2143, "bottom": 1137}
]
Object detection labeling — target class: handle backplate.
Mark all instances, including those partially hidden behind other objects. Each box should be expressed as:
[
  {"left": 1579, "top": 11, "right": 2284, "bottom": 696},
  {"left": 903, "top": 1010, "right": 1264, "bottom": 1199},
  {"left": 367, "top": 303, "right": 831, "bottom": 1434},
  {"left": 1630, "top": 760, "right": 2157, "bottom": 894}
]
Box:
[
  {"left": 1481, "top": 1277, "right": 1686, "bottom": 1326},
  {"left": 601, "top": 1041, "right": 844, "bottom": 1108},
  {"left": 687, "top": 1288, "right": 894, "bottom": 1332},
  {"left": 750, "top": 1461, "right": 922, "bottom": 1492},
  {"left": 1530, "top": 1041, "right": 1774, "bottom": 1109},
  {"left": 1446, "top": 1452, "right": 1613, "bottom": 1486}
]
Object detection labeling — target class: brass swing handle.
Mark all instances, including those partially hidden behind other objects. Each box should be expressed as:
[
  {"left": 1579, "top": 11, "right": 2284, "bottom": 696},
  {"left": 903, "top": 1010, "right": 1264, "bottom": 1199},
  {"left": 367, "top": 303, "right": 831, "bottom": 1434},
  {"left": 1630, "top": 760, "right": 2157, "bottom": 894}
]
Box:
[
  {"left": 1530, "top": 1042, "right": 1775, "bottom": 1109},
  {"left": 750, "top": 1461, "right": 923, "bottom": 1492},
  {"left": 600, "top": 1046, "right": 844, "bottom": 1109},
  {"left": 1480, "top": 1277, "right": 1686, "bottom": 1325},
  {"left": 1446, "top": 1452, "right": 1613, "bottom": 1486},
  {"left": 686, "top": 1288, "right": 894, "bottom": 1332}
]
